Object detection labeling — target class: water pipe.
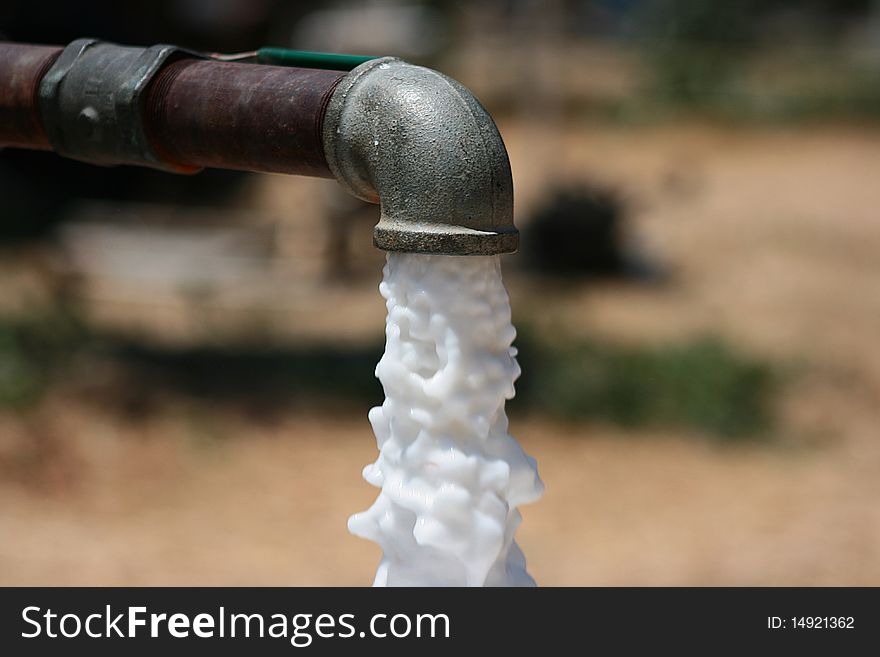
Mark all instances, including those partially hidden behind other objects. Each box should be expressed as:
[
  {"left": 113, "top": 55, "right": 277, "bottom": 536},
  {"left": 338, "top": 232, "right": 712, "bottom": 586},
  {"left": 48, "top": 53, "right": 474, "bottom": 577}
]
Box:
[{"left": 0, "top": 39, "right": 517, "bottom": 256}]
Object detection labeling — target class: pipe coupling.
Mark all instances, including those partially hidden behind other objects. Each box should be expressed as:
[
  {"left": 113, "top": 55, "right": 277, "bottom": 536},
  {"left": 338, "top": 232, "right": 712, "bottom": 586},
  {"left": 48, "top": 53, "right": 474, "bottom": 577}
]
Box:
[{"left": 38, "top": 39, "right": 201, "bottom": 172}]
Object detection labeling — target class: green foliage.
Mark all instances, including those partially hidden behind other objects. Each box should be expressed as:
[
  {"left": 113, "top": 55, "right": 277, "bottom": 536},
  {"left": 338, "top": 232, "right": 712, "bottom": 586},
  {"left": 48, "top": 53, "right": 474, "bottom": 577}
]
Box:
[
  {"left": 0, "top": 309, "right": 778, "bottom": 440},
  {"left": 515, "top": 334, "right": 776, "bottom": 439},
  {"left": 633, "top": 0, "right": 756, "bottom": 107},
  {"left": 622, "top": 0, "right": 880, "bottom": 121},
  {"left": 0, "top": 310, "right": 87, "bottom": 409}
]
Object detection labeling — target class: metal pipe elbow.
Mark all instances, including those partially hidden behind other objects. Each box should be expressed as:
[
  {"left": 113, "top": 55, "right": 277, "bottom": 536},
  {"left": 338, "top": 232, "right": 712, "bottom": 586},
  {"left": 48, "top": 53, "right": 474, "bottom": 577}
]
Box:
[{"left": 322, "top": 58, "right": 517, "bottom": 255}]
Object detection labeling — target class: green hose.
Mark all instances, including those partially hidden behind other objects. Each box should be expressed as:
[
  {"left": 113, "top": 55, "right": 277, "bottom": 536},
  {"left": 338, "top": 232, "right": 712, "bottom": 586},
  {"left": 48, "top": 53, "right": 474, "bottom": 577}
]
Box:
[{"left": 256, "top": 47, "right": 379, "bottom": 71}]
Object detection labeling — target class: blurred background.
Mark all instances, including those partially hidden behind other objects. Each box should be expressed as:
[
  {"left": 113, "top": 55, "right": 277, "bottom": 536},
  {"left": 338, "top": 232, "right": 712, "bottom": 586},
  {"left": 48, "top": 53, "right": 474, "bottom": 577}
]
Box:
[{"left": 2, "top": 0, "right": 879, "bottom": 585}]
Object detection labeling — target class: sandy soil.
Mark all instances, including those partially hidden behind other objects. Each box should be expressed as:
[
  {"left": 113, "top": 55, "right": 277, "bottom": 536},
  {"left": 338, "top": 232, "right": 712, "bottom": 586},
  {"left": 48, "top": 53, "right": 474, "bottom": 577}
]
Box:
[
  {"left": 2, "top": 402, "right": 877, "bottom": 586},
  {"left": 2, "top": 121, "right": 879, "bottom": 585}
]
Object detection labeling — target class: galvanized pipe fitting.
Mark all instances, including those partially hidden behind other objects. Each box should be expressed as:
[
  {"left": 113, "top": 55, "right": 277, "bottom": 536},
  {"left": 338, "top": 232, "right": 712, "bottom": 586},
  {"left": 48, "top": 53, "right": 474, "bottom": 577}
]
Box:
[{"left": 323, "top": 58, "right": 517, "bottom": 255}]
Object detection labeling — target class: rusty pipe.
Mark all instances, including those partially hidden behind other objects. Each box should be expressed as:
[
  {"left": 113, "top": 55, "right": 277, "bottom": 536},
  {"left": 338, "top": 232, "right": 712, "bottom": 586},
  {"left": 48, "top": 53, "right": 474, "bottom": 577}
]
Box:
[
  {"left": 144, "top": 59, "right": 345, "bottom": 177},
  {"left": 0, "top": 43, "right": 61, "bottom": 150},
  {"left": 0, "top": 39, "right": 344, "bottom": 177}
]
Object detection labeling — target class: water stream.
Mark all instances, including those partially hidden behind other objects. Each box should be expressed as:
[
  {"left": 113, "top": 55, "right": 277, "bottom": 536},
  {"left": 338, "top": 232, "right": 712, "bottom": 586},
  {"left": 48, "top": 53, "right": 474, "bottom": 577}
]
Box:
[{"left": 349, "top": 253, "right": 543, "bottom": 586}]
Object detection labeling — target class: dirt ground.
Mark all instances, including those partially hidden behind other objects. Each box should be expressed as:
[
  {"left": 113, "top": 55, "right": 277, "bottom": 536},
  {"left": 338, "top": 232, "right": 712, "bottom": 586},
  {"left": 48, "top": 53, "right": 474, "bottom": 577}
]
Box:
[{"left": 2, "top": 120, "right": 880, "bottom": 585}]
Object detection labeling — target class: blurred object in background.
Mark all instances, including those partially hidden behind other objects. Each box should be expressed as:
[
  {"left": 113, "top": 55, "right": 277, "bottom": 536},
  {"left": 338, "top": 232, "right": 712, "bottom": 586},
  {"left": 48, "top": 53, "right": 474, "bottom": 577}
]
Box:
[
  {"left": 0, "top": 0, "right": 285, "bottom": 50},
  {"left": 0, "top": 151, "right": 249, "bottom": 242},
  {"left": 170, "top": 0, "right": 279, "bottom": 43},
  {"left": 289, "top": 0, "right": 447, "bottom": 59},
  {"left": 319, "top": 185, "right": 379, "bottom": 283},
  {"left": 627, "top": 0, "right": 880, "bottom": 119},
  {"left": 54, "top": 201, "right": 277, "bottom": 340},
  {"left": 629, "top": 0, "right": 756, "bottom": 109},
  {"left": 521, "top": 184, "right": 667, "bottom": 281}
]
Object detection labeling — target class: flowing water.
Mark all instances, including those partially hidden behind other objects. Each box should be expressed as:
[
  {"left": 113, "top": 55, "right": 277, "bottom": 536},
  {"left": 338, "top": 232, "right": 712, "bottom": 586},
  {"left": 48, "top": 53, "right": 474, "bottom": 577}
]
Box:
[{"left": 349, "top": 253, "right": 543, "bottom": 586}]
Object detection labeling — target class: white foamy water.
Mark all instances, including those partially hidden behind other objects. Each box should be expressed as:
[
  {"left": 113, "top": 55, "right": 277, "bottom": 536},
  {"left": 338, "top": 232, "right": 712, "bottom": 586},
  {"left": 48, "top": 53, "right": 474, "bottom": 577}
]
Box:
[{"left": 349, "top": 253, "right": 543, "bottom": 586}]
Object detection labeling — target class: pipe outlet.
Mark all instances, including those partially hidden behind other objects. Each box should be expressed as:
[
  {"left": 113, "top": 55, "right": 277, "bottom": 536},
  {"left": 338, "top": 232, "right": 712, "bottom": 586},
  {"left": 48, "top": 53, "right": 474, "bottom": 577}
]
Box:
[{"left": 322, "top": 58, "right": 517, "bottom": 256}]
